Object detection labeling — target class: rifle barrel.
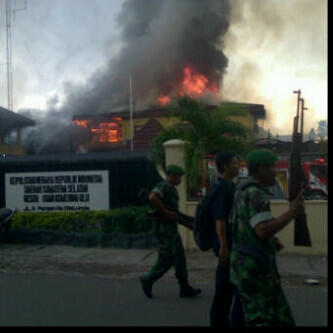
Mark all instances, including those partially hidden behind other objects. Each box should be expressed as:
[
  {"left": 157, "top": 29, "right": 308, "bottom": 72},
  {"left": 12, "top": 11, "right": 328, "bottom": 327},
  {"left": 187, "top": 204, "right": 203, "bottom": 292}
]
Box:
[{"left": 289, "top": 92, "right": 311, "bottom": 247}]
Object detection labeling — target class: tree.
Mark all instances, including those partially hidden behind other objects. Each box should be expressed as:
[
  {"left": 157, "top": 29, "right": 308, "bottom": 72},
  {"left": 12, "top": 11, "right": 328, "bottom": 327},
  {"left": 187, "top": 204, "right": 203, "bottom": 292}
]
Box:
[
  {"left": 149, "top": 97, "right": 252, "bottom": 191},
  {"left": 316, "top": 120, "right": 327, "bottom": 141}
]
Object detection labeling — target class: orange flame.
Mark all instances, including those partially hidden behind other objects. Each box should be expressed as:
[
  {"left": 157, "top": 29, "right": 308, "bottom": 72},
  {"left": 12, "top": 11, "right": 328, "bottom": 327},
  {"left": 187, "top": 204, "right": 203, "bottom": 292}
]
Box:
[
  {"left": 91, "top": 122, "right": 122, "bottom": 143},
  {"left": 157, "top": 66, "right": 218, "bottom": 106},
  {"left": 157, "top": 95, "right": 171, "bottom": 107},
  {"left": 74, "top": 119, "right": 122, "bottom": 143},
  {"left": 74, "top": 120, "right": 89, "bottom": 128},
  {"left": 181, "top": 66, "right": 218, "bottom": 97}
]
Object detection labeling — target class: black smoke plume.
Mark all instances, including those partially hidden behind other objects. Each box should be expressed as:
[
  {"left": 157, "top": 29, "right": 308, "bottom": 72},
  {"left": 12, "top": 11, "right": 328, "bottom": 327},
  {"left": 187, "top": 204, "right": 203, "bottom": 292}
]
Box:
[{"left": 19, "top": 0, "right": 231, "bottom": 153}]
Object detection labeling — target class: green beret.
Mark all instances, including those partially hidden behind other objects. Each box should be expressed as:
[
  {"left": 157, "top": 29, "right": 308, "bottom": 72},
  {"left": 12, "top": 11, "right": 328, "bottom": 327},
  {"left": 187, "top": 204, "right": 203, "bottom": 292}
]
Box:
[
  {"left": 246, "top": 149, "right": 278, "bottom": 166},
  {"left": 166, "top": 165, "right": 185, "bottom": 176}
]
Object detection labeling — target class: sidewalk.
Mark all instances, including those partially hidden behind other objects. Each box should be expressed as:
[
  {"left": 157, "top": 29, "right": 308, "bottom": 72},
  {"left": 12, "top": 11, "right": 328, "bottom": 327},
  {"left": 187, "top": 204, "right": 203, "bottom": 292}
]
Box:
[{"left": 0, "top": 244, "right": 327, "bottom": 288}]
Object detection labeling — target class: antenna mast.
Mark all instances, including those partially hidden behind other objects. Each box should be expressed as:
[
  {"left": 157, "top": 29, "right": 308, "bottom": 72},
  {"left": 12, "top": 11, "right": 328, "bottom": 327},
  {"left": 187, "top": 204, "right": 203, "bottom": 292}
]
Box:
[
  {"left": 6, "top": 0, "right": 13, "bottom": 111},
  {"left": 5, "top": 0, "right": 27, "bottom": 111}
]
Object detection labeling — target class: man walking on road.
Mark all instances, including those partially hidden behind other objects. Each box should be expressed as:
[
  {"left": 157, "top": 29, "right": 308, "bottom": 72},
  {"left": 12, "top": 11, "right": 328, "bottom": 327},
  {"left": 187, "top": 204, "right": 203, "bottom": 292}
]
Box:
[
  {"left": 230, "top": 149, "right": 304, "bottom": 326},
  {"left": 140, "top": 165, "right": 201, "bottom": 299},
  {"left": 209, "top": 151, "right": 244, "bottom": 327}
]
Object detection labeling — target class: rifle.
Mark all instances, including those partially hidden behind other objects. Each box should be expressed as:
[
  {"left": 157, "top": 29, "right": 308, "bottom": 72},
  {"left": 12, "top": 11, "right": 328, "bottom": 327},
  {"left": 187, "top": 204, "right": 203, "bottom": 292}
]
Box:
[
  {"left": 139, "top": 188, "right": 194, "bottom": 230},
  {"left": 289, "top": 91, "right": 311, "bottom": 246},
  {"left": 146, "top": 208, "right": 194, "bottom": 230},
  {"left": 172, "top": 210, "right": 194, "bottom": 230}
]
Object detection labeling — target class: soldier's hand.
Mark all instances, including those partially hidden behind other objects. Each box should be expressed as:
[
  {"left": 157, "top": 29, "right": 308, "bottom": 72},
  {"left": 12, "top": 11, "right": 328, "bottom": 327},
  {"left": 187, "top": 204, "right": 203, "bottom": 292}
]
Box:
[
  {"left": 274, "top": 237, "right": 284, "bottom": 252},
  {"left": 290, "top": 191, "right": 305, "bottom": 218},
  {"left": 219, "top": 245, "right": 230, "bottom": 267}
]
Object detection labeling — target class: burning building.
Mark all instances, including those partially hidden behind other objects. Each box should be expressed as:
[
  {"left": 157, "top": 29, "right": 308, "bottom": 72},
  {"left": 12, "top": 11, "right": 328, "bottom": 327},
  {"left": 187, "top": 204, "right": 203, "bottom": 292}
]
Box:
[
  {"left": 68, "top": 25, "right": 266, "bottom": 153},
  {"left": 22, "top": 0, "right": 268, "bottom": 155},
  {"left": 72, "top": 101, "right": 266, "bottom": 153},
  {"left": 73, "top": 117, "right": 123, "bottom": 145}
]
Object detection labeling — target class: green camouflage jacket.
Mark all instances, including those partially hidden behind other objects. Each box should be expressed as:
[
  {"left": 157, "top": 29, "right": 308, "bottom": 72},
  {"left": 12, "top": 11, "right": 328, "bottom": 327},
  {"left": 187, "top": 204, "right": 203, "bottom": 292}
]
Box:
[
  {"left": 229, "top": 177, "right": 295, "bottom": 326},
  {"left": 230, "top": 177, "right": 278, "bottom": 282},
  {"left": 151, "top": 180, "right": 179, "bottom": 211}
]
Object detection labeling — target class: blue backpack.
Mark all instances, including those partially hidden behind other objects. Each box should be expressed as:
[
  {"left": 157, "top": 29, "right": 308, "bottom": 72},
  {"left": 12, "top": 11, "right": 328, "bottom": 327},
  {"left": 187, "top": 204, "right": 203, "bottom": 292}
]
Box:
[
  {"left": 193, "top": 180, "right": 259, "bottom": 251},
  {"left": 193, "top": 184, "right": 223, "bottom": 251}
]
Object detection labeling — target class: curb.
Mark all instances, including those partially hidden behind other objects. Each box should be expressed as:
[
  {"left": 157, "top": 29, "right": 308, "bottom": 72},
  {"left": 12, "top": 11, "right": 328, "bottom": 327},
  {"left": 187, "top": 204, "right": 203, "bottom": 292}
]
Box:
[{"left": 1, "top": 228, "right": 159, "bottom": 249}]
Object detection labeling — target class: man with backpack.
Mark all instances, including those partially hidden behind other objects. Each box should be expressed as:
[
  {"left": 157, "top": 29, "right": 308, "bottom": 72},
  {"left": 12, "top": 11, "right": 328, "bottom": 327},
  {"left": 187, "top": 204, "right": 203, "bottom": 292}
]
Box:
[
  {"left": 229, "top": 149, "right": 304, "bottom": 326},
  {"left": 139, "top": 165, "right": 201, "bottom": 299},
  {"left": 208, "top": 151, "right": 245, "bottom": 327}
]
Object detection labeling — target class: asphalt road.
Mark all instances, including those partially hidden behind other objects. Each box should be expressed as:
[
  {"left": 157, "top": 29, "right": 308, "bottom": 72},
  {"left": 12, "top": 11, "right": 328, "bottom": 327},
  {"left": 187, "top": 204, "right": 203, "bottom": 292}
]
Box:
[{"left": 0, "top": 272, "right": 327, "bottom": 327}]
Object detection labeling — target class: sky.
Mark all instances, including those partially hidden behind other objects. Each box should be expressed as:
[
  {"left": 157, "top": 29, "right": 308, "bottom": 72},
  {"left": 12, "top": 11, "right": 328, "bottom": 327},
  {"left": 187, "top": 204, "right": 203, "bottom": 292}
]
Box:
[{"left": 0, "top": 0, "right": 327, "bottom": 135}]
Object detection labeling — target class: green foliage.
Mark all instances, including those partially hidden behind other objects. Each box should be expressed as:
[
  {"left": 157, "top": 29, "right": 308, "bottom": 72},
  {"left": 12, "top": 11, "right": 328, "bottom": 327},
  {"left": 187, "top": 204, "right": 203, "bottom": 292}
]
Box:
[
  {"left": 101, "top": 206, "right": 152, "bottom": 234},
  {"left": 11, "top": 206, "right": 153, "bottom": 234},
  {"left": 149, "top": 97, "right": 253, "bottom": 188}
]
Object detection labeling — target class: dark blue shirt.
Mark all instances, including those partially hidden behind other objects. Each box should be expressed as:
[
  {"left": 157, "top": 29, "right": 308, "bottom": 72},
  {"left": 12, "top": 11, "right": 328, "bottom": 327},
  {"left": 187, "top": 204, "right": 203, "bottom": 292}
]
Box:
[{"left": 210, "top": 177, "right": 236, "bottom": 256}]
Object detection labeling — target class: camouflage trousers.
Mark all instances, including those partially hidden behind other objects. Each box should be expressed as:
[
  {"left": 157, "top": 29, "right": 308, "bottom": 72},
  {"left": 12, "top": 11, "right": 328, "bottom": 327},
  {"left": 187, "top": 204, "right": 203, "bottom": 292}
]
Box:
[
  {"left": 231, "top": 253, "right": 295, "bottom": 327},
  {"left": 148, "top": 223, "right": 188, "bottom": 284}
]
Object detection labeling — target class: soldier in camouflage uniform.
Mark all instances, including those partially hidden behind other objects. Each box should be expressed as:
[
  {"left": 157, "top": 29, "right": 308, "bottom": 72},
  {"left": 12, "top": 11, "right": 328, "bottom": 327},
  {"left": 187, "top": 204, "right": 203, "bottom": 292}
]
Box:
[
  {"left": 230, "top": 150, "right": 305, "bottom": 326},
  {"left": 0, "top": 208, "right": 15, "bottom": 234},
  {"left": 140, "top": 165, "right": 201, "bottom": 299}
]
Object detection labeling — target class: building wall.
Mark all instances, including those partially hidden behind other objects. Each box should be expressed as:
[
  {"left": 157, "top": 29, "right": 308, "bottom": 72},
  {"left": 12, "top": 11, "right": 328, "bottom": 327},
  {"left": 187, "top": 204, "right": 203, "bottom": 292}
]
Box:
[
  {"left": 163, "top": 139, "right": 328, "bottom": 256},
  {"left": 122, "top": 116, "right": 179, "bottom": 141},
  {"left": 228, "top": 113, "right": 254, "bottom": 131},
  {"left": 0, "top": 143, "right": 26, "bottom": 155},
  {"left": 183, "top": 200, "right": 327, "bottom": 255},
  {"left": 0, "top": 129, "right": 26, "bottom": 155},
  {"left": 122, "top": 112, "right": 256, "bottom": 142}
]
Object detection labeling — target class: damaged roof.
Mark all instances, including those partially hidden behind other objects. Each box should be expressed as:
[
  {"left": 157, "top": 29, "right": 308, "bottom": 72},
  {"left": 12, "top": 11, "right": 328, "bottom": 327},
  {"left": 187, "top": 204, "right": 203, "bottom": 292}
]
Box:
[
  {"left": 0, "top": 106, "right": 35, "bottom": 134},
  {"left": 73, "top": 102, "right": 266, "bottom": 121}
]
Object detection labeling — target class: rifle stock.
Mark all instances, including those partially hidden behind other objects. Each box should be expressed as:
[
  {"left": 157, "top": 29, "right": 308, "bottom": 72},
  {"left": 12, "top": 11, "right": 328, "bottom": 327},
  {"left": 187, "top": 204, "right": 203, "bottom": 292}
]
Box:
[{"left": 294, "top": 212, "right": 311, "bottom": 246}]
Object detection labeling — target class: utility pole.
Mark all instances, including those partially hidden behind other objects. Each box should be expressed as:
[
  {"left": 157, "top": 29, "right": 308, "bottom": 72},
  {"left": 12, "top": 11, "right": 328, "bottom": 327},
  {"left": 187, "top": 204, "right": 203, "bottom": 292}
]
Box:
[
  {"left": 5, "top": 0, "right": 27, "bottom": 111},
  {"left": 6, "top": 0, "right": 13, "bottom": 111}
]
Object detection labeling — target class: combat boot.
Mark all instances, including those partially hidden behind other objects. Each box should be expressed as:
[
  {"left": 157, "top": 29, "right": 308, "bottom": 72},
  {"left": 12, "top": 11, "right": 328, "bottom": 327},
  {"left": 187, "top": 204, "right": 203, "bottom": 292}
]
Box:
[
  {"left": 179, "top": 283, "right": 202, "bottom": 298},
  {"left": 139, "top": 275, "right": 154, "bottom": 299}
]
